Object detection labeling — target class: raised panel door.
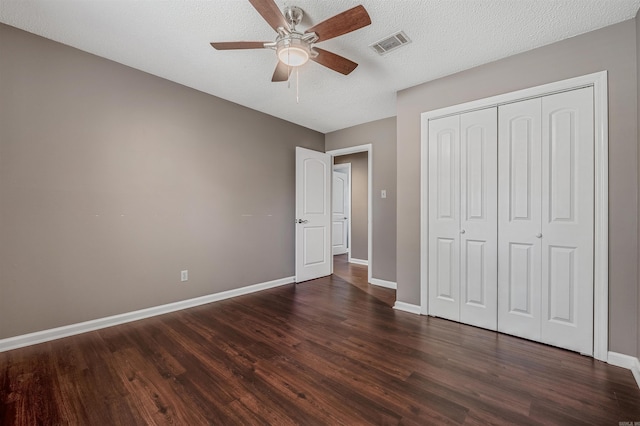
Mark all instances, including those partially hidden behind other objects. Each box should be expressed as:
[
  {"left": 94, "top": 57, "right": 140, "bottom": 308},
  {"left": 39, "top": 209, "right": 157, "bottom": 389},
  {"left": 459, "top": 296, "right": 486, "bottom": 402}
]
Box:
[
  {"left": 540, "top": 87, "right": 594, "bottom": 355},
  {"left": 296, "top": 147, "right": 332, "bottom": 282},
  {"left": 459, "top": 108, "right": 498, "bottom": 330},
  {"left": 498, "top": 98, "right": 542, "bottom": 341},
  {"left": 428, "top": 114, "right": 461, "bottom": 321},
  {"left": 332, "top": 171, "right": 349, "bottom": 255}
]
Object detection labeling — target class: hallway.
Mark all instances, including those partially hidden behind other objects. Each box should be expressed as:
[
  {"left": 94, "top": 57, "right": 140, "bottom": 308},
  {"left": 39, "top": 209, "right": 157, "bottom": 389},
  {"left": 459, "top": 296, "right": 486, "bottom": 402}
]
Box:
[{"left": 332, "top": 254, "right": 395, "bottom": 307}]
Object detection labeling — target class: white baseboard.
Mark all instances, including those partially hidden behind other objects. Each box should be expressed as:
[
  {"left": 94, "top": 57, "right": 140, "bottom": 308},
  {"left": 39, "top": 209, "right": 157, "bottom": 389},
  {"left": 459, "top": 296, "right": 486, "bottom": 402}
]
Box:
[
  {"left": 370, "top": 278, "right": 397, "bottom": 289},
  {"left": 393, "top": 301, "right": 422, "bottom": 315},
  {"left": 0, "top": 276, "right": 294, "bottom": 353},
  {"left": 350, "top": 258, "right": 368, "bottom": 266},
  {"left": 608, "top": 351, "right": 640, "bottom": 389}
]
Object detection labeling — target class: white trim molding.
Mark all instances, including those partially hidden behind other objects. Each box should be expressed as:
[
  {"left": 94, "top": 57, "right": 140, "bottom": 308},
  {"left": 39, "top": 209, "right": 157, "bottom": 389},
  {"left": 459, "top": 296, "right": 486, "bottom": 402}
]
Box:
[
  {"left": 350, "top": 258, "right": 369, "bottom": 266},
  {"left": 420, "top": 71, "right": 609, "bottom": 361},
  {"left": 327, "top": 143, "right": 373, "bottom": 284},
  {"left": 393, "top": 301, "right": 422, "bottom": 315},
  {"left": 0, "top": 276, "right": 294, "bottom": 353},
  {"left": 608, "top": 352, "right": 640, "bottom": 389},
  {"left": 370, "top": 278, "right": 397, "bottom": 289}
]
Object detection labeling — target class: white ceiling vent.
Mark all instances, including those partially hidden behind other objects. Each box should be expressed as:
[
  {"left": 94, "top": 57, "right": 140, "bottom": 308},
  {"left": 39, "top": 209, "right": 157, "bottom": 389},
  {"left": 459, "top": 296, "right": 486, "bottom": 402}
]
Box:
[{"left": 370, "top": 31, "right": 411, "bottom": 55}]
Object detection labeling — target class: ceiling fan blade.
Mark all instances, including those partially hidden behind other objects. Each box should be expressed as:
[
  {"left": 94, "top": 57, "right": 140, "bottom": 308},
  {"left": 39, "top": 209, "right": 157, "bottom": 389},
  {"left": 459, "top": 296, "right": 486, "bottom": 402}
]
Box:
[
  {"left": 272, "top": 61, "right": 292, "bottom": 82},
  {"left": 210, "top": 41, "right": 268, "bottom": 50},
  {"left": 248, "top": 0, "right": 290, "bottom": 33},
  {"left": 305, "top": 5, "right": 371, "bottom": 42},
  {"left": 311, "top": 48, "right": 358, "bottom": 75}
]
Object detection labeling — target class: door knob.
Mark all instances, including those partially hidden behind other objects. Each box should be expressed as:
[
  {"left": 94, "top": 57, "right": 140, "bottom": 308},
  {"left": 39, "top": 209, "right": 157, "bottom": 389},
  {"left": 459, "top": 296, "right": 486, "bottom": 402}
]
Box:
[
  {"left": 296, "top": 219, "right": 308, "bottom": 224},
  {"left": 460, "top": 229, "right": 466, "bottom": 234},
  {"left": 535, "top": 233, "right": 542, "bottom": 238}
]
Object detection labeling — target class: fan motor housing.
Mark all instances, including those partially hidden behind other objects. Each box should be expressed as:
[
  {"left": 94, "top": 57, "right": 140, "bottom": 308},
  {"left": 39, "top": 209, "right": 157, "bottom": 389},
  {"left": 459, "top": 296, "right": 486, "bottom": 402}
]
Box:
[{"left": 283, "top": 6, "right": 304, "bottom": 28}]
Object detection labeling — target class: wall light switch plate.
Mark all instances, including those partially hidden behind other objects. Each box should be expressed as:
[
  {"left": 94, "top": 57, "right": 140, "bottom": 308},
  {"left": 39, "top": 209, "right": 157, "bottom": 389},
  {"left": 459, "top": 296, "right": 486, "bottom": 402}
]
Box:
[
  {"left": 181, "top": 270, "right": 188, "bottom": 282},
  {"left": 381, "top": 190, "right": 387, "bottom": 199}
]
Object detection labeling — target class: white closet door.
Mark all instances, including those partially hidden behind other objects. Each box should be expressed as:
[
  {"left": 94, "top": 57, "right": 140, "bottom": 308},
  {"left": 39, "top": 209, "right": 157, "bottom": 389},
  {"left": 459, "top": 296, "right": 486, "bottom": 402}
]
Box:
[
  {"left": 459, "top": 108, "right": 498, "bottom": 330},
  {"left": 498, "top": 98, "right": 543, "bottom": 341},
  {"left": 540, "top": 87, "right": 594, "bottom": 355},
  {"left": 428, "top": 114, "right": 461, "bottom": 321}
]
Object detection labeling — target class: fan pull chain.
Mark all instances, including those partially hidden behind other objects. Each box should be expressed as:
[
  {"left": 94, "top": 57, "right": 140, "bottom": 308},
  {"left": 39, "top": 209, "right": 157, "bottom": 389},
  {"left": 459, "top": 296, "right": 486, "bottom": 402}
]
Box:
[{"left": 296, "top": 67, "right": 300, "bottom": 104}]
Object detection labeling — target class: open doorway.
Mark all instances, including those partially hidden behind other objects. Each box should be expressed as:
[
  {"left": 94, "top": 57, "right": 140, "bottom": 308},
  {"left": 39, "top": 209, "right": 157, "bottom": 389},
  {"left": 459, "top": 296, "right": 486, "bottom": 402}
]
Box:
[
  {"left": 326, "top": 144, "right": 372, "bottom": 283},
  {"left": 333, "top": 153, "right": 368, "bottom": 265}
]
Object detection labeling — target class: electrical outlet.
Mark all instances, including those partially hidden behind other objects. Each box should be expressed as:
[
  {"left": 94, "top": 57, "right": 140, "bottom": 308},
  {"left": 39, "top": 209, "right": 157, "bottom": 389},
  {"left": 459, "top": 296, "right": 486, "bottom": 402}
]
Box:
[{"left": 181, "top": 270, "right": 188, "bottom": 282}]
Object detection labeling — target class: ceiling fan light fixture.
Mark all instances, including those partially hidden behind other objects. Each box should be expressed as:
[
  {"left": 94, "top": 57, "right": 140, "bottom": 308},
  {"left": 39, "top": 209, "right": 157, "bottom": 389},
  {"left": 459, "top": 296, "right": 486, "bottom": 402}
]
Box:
[
  {"left": 277, "top": 38, "right": 310, "bottom": 66},
  {"left": 210, "top": 1, "right": 372, "bottom": 81}
]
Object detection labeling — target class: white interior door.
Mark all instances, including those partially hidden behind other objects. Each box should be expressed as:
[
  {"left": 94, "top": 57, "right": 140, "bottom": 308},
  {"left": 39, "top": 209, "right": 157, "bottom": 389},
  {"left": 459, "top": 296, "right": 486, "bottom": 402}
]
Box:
[
  {"left": 295, "top": 147, "right": 332, "bottom": 283},
  {"left": 332, "top": 170, "right": 349, "bottom": 255},
  {"left": 498, "top": 98, "right": 543, "bottom": 341},
  {"left": 498, "top": 88, "right": 594, "bottom": 354},
  {"left": 428, "top": 114, "right": 461, "bottom": 321},
  {"left": 459, "top": 108, "right": 498, "bottom": 330},
  {"left": 540, "top": 87, "right": 594, "bottom": 355},
  {"left": 428, "top": 109, "right": 498, "bottom": 328}
]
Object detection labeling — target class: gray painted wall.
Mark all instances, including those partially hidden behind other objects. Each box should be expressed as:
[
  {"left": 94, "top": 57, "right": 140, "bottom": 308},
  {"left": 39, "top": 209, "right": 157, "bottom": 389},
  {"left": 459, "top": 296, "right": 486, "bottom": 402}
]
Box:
[
  {"left": 636, "top": 10, "right": 640, "bottom": 361},
  {"left": 396, "top": 20, "right": 638, "bottom": 356},
  {"left": 0, "top": 24, "right": 324, "bottom": 339},
  {"left": 326, "top": 117, "right": 397, "bottom": 283},
  {"left": 334, "top": 153, "right": 368, "bottom": 261}
]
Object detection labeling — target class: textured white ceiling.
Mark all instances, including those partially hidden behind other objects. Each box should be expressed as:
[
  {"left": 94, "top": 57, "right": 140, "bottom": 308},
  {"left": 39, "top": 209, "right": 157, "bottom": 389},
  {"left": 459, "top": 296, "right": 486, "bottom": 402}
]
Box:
[{"left": 1, "top": 0, "right": 639, "bottom": 133}]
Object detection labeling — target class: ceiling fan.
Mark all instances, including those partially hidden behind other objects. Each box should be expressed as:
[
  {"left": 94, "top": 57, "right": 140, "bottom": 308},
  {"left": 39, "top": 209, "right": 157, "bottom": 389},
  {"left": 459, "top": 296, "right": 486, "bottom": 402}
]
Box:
[{"left": 210, "top": 0, "right": 371, "bottom": 82}]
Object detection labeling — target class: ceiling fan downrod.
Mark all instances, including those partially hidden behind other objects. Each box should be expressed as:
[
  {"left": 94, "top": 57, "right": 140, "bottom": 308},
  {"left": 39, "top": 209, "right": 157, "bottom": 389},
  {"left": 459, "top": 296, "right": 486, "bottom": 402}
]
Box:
[{"left": 283, "top": 6, "right": 304, "bottom": 31}]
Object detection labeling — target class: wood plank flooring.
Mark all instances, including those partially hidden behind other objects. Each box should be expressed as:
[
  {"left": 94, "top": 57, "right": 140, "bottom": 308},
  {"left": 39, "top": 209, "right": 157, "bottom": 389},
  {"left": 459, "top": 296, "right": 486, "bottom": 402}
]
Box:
[{"left": 1, "top": 255, "right": 639, "bottom": 425}]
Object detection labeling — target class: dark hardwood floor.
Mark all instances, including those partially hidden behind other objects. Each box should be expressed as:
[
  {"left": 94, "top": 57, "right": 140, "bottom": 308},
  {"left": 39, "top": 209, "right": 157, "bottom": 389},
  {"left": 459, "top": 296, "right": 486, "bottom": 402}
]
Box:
[
  {"left": 1, "top": 255, "right": 639, "bottom": 425},
  {"left": 332, "top": 254, "right": 395, "bottom": 307}
]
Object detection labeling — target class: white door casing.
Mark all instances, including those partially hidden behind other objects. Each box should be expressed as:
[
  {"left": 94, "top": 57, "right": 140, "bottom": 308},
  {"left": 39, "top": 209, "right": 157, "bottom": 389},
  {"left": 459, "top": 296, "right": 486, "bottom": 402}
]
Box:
[
  {"left": 295, "top": 147, "right": 332, "bottom": 283},
  {"left": 332, "top": 170, "right": 349, "bottom": 255}
]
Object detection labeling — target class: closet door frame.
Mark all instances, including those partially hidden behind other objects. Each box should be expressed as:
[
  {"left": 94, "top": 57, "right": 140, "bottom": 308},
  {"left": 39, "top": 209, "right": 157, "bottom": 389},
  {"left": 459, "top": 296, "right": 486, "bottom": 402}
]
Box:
[{"left": 420, "top": 71, "right": 609, "bottom": 361}]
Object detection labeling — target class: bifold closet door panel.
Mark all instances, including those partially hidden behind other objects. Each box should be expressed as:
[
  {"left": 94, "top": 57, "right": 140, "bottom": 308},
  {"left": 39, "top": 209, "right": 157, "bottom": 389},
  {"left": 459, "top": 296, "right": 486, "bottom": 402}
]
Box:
[
  {"left": 428, "top": 114, "right": 461, "bottom": 321},
  {"left": 497, "top": 98, "right": 543, "bottom": 341},
  {"left": 540, "top": 87, "right": 594, "bottom": 355},
  {"left": 459, "top": 108, "right": 498, "bottom": 330},
  {"left": 426, "top": 85, "right": 595, "bottom": 354}
]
